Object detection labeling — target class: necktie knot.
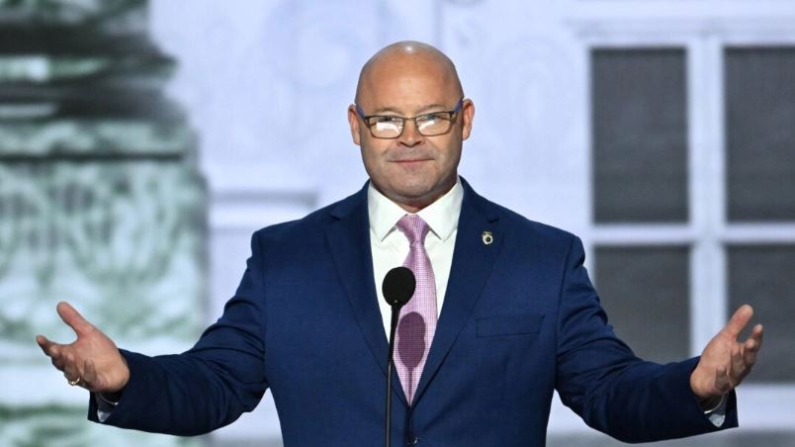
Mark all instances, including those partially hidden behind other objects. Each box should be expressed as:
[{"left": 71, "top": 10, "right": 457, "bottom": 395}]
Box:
[{"left": 397, "top": 214, "right": 430, "bottom": 246}]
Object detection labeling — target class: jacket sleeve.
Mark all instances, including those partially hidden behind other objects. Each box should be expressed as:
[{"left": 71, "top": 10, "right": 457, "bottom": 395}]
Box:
[
  {"left": 554, "top": 236, "right": 737, "bottom": 443},
  {"left": 88, "top": 232, "right": 270, "bottom": 436}
]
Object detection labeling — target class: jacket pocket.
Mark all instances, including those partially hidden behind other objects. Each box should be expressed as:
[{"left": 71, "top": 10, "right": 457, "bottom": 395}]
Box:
[{"left": 476, "top": 314, "right": 545, "bottom": 338}]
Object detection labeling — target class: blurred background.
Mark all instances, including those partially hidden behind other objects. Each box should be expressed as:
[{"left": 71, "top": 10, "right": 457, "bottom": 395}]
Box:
[{"left": 0, "top": 0, "right": 793, "bottom": 446}]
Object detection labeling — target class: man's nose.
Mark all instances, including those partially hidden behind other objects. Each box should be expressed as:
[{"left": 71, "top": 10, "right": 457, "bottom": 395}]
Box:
[{"left": 399, "top": 119, "right": 424, "bottom": 146}]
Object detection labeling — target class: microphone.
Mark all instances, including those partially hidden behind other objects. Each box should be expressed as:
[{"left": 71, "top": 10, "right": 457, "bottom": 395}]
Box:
[
  {"left": 383, "top": 266, "right": 415, "bottom": 308},
  {"left": 382, "top": 266, "right": 415, "bottom": 447}
]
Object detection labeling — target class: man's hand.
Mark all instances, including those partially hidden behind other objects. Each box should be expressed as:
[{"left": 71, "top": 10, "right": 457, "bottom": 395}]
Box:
[
  {"left": 690, "top": 304, "right": 763, "bottom": 406},
  {"left": 36, "top": 302, "right": 130, "bottom": 394}
]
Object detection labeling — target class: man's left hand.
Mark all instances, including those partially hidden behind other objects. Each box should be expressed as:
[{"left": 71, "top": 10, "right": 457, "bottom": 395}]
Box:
[{"left": 690, "top": 304, "right": 763, "bottom": 407}]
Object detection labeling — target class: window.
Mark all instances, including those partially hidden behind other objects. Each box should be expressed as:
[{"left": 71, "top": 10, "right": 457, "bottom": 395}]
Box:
[
  {"left": 591, "top": 47, "right": 693, "bottom": 363},
  {"left": 590, "top": 43, "right": 795, "bottom": 383}
]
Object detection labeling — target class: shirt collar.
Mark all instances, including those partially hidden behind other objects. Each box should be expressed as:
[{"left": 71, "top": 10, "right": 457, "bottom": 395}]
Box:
[{"left": 368, "top": 178, "right": 463, "bottom": 243}]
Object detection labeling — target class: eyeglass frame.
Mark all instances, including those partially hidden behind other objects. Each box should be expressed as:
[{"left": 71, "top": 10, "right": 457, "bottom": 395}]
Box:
[{"left": 354, "top": 97, "right": 465, "bottom": 139}]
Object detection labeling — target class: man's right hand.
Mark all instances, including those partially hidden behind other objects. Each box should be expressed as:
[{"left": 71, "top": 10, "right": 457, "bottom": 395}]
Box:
[{"left": 36, "top": 301, "right": 130, "bottom": 394}]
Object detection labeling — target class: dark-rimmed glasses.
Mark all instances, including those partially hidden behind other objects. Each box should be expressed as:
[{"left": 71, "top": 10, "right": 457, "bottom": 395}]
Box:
[{"left": 355, "top": 98, "right": 464, "bottom": 139}]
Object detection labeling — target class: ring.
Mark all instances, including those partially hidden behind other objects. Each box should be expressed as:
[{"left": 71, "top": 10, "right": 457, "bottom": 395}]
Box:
[{"left": 68, "top": 377, "right": 81, "bottom": 386}]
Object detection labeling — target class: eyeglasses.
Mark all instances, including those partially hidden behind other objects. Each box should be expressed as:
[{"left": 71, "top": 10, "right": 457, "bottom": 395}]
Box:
[{"left": 355, "top": 98, "right": 464, "bottom": 139}]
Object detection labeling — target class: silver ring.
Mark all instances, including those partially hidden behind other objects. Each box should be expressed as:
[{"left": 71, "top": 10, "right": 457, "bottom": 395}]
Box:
[{"left": 68, "top": 377, "right": 81, "bottom": 386}]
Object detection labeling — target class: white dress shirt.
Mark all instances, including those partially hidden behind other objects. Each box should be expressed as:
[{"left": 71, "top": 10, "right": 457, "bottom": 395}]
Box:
[{"left": 368, "top": 179, "right": 463, "bottom": 338}]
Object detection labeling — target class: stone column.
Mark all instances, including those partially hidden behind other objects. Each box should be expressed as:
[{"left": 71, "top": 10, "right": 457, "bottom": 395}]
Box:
[{"left": 0, "top": 1, "right": 205, "bottom": 446}]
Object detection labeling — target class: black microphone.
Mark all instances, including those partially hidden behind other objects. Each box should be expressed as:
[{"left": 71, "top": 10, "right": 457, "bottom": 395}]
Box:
[
  {"left": 383, "top": 266, "right": 415, "bottom": 308},
  {"left": 382, "top": 266, "right": 415, "bottom": 447}
]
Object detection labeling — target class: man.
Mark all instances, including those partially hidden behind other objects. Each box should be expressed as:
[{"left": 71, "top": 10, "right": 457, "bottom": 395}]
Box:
[{"left": 37, "top": 41, "right": 763, "bottom": 446}]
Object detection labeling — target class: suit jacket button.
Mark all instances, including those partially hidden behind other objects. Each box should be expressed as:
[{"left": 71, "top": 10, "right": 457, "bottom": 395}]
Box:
[{"left": 406, "top": 434, "right": 419, "bottom": 445}]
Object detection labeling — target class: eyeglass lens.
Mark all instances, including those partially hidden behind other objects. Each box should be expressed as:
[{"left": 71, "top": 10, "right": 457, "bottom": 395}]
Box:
[{"left": 371, "top": 114, "right": 452, "bottom": 138}]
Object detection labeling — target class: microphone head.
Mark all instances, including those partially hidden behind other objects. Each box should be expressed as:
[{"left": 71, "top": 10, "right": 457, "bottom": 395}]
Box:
[{"left": 382, "top": 266, "right": 416, "bottom": 308}]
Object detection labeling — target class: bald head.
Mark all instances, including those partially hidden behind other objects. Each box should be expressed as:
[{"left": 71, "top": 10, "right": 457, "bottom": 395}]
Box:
[
  {"left": 348, "top": 41, "right": 474, "bottom": 212},
  {"left": 354, "top": 41, "right": 464, "bottom": 105}
]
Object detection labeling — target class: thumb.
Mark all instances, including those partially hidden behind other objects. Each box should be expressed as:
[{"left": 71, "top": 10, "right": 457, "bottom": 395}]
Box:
[{"left": 56, "top": 301, "right": 95, "bottom": 338}]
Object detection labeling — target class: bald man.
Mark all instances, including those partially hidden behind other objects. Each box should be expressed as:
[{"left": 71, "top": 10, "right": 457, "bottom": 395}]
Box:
[{"left": 38, "top": 41, "right": 762, "bottom": 447}]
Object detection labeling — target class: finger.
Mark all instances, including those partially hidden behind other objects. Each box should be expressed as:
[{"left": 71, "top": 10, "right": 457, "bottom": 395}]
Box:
[
  {"left": 56, "top": 301, "right": 95, "bottom": 338},
  {"left": 714, "top": 366, "right": 732, "bottom": 394},
  {"left": 748, "top": 323, "right": 764, "bottom": 347},
  {"left": 36, "top": 335, "right": 59, "bottom": 357},
  {"left": 743, "top": 325, "right": 762, "bottom": 364},
  {"left": 62, "top": 352, "right": 82, "bottom": 382},
  {"left": 743, "top": 344, "right": 758, "bottom": 368},
  {"left": 63, "top": 363, "right": 79, "bottom": 383},
  {"left": 724, "top": 304, "right": 754, "bottom": 338},
  {"left": 731, "top": 347, "right": 745, "bottom": 380},
  {"left": 40, "top": 339, "right": 67, "bottom": 371},
  {"left": 83, "top": 359, "right": 99, "bottom": 391},
  {"left": 51, "top": 356, "right": 66, "bottom": 372}
]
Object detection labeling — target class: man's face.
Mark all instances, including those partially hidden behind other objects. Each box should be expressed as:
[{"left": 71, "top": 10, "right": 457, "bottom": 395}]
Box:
[{"left": 348, "top": 55, "right": 474, "bottom": 212}]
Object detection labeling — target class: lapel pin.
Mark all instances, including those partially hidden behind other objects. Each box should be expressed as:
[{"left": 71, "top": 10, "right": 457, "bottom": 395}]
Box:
[{"left": 481, "top": 231, "right": 493, "bottom": 245}]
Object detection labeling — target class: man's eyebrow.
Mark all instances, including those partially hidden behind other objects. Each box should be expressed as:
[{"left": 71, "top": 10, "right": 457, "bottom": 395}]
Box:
[
  {"left": 370, "top": 103, "right": 449, "bottom": 115},
  {"left": 370, "top": 106, "right": 402, "bottom": 115}
]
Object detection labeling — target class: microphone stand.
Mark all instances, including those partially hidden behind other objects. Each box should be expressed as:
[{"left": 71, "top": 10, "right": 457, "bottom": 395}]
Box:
[
  {"left": 385, "top": 305, "right": 401, "bottom": 447},
  {"left": 381, "top": 266, "right": 414, "bottom": 447}
]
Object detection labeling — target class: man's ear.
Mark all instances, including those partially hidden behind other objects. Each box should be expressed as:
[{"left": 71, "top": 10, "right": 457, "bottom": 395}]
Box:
[
  {"left": 348, "top": 105, "right": 361, "bottom": 146},
  {"left": 460, "top": 99, "right": 475, "bottom": 141}
]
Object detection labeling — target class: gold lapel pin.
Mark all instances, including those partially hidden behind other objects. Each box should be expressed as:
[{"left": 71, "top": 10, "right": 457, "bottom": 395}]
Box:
[{"left": 482, "top": 231, "right": 493, "bottom": 245}]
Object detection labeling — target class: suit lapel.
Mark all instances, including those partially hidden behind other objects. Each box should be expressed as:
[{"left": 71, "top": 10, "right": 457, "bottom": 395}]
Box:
[
  {"left": 413, "top": 181, "right": 503, "bottom": 404},
  {"left": 325, "top": 180, "right": 503, "bottom": 407},
  {"left": 326, "top": 184, "right": 409, "bottom": 406}
]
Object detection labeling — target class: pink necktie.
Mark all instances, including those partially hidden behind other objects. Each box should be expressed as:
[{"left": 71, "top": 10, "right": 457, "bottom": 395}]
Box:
[{"left": 395, "top": 214, "right": 437, "bottom": 404}]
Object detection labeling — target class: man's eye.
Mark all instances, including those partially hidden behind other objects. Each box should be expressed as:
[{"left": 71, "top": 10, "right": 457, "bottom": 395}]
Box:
[
  {"left": 417, "top": 113, "right": 445, "bottom": 124},
  {"left": 372, "top": 116, "right": 402, "bottom": 124}
]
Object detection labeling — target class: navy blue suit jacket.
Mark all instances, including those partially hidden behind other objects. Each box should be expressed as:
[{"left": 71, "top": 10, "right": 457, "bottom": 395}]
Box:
[{"left": 90, "top": 179, "right": 736, "bottom": 446}]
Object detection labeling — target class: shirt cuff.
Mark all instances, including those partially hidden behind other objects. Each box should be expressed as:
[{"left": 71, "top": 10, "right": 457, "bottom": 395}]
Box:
[
  {"left": 704, "top": 395, "right": 727, "bottom": 427},
  {"left": 94, "top": 392, "right": 119, "bottom": 423}
]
